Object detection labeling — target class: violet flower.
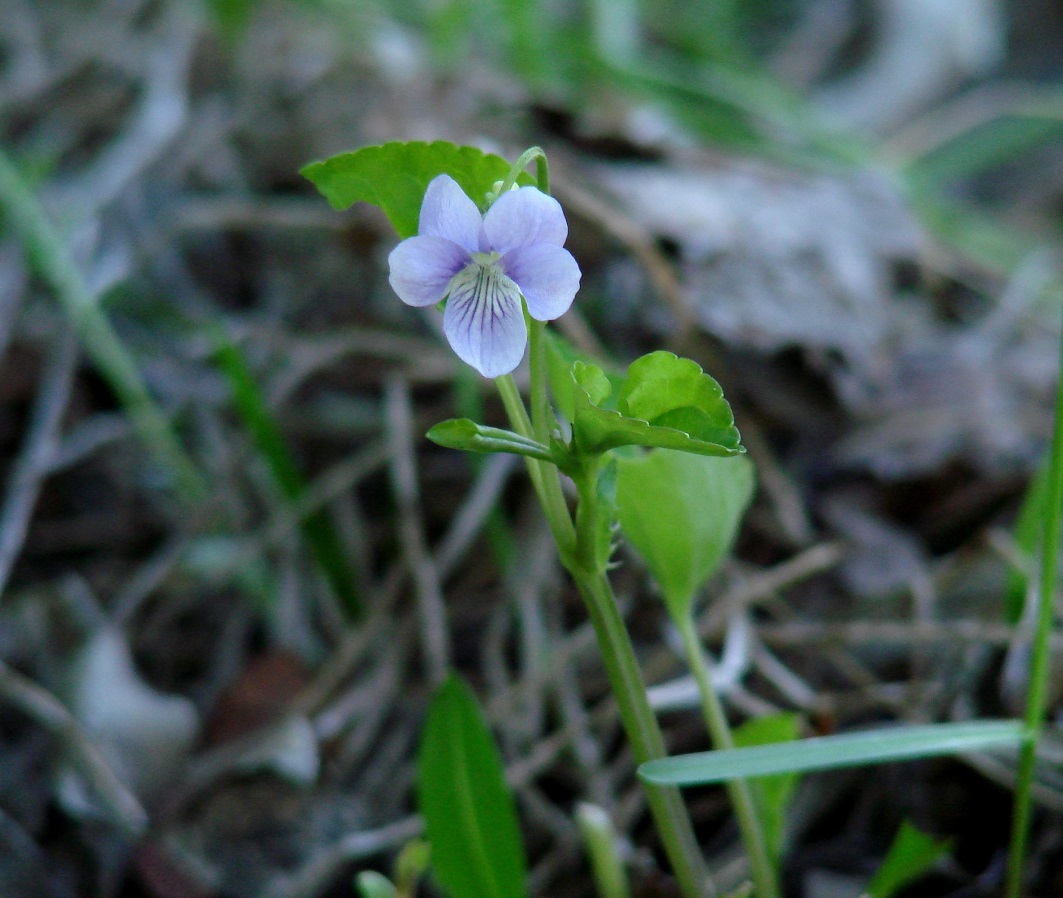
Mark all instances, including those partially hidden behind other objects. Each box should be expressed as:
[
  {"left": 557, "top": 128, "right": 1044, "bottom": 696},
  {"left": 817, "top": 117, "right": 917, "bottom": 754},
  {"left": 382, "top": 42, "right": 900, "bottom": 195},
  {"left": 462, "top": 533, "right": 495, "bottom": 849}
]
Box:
[{"left": 388, "top": 174, "right": 581, "bottom": 378}]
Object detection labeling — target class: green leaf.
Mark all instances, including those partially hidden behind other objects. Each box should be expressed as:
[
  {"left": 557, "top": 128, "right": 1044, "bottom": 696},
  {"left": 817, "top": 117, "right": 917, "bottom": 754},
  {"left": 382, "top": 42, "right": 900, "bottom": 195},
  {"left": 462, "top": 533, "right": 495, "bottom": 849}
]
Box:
[
  {"left": 733, "top": 714, "right": 802, "bottom": 865},
  {"left": 543, "top": 331, "right": 623, "bottom": 425},
  {"left": 572, "top": 352, "right": 743, "bottom": 457},
  {"left": 301, "top": 141, "right": 532, "bottom": 238},
  {"left": 865, "top": 821, "right": 951, "bottom": 898},
  {"left": 354, "top": 871, "right": 396, "bottom": 898},
  {"left": 617, "top": 449, "right": 754, "bottom": 620},
  {"left": 393, "top": 840, "right": 431, "bottom": 897},
  {"left": 426, "top": 418, "right": 560, "bottom": 465},
  {"left": 639, "top": 720, "right": 1024, "bottom": 787},
  {"left": 418, "top": 675, "right": 528, "bottom": 898}
]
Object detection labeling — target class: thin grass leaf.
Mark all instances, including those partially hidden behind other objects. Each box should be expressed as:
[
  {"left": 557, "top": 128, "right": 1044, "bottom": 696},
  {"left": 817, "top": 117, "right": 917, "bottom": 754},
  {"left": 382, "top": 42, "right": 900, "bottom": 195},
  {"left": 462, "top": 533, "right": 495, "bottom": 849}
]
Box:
[
  {"left": 0, "top": 149, "right": 206, "bottom": 502},
  {"left": 213, "top": 332, "right": 362, "bottom": 619},
  {"left": 640, "top": 721, "right": 1024, "bottom": 786}
]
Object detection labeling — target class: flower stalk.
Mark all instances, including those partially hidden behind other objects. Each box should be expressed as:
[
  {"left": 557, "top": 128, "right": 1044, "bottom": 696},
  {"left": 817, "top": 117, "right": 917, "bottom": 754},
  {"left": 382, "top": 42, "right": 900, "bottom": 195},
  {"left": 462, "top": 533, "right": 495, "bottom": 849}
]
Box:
[
  {"left": 675, "top": 615, "right": 779, "bottom": 898},
  {"left": 491, "top": 149, "right": 713, "bottom": 898}
]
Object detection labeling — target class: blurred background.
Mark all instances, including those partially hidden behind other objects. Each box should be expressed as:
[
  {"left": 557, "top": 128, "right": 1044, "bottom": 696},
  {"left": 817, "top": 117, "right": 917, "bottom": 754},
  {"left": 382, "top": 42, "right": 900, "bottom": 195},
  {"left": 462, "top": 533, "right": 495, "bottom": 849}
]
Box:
[{"left": 2, "top": 1, "right": 1063, "bottom": 896}]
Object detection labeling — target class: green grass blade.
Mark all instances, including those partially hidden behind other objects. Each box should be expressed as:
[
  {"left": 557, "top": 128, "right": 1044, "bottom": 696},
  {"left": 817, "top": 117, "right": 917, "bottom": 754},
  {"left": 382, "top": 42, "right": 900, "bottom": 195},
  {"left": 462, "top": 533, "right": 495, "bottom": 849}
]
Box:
[
  {"left": 0, "top": 149, "right": 207, "bottom": 503},
  {"left": 212, "top": 331, "right": 362, "bottom": 619},
  {"left": 639, "top": 721, "right": 1024, "bottom": 786}
]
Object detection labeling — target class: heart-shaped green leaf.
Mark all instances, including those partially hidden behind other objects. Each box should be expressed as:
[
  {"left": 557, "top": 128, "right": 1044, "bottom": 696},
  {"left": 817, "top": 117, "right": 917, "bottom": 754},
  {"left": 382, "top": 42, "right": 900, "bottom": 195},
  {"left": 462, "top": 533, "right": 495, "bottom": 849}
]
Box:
[
  {"left": 418, "top": 675, "right": 528, "bottom": 898},
  {"left": 617, "top": 449, "right": 755, "bottom": 620},
  {"left": 426, "top": 419, "right": 561, "bottom": 465},
  {"left": 572, "top": 352, "right": 742, "bottom": 458},
  {"left": 301, "top": 141, "right": 532, "bottom": 238}
]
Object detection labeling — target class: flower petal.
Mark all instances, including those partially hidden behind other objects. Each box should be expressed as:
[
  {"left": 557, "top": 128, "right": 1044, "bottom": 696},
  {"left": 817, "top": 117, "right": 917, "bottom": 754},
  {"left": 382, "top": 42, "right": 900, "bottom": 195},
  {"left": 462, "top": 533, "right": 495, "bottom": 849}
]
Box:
[
  {"left": 418, "top": 175, "right": 482, "bottom": 252},
  {"left": 502, "top": 244, "right": 581, "bottom": 321},
  {"left": 482, "top": 186, "right": 568, "bottom": 254},
  {"left": 443, "top": 264, "right": 528, "bottom": 378},
  {"left": 388, "top": 235, "right": 469, "bottom": 307}
]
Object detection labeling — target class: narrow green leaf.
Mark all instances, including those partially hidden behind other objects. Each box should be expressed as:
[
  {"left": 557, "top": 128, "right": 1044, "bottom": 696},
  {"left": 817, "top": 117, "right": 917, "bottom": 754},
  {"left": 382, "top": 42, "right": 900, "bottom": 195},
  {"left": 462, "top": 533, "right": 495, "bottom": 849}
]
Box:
[
  {"left": 865, "top": 821, "right": 951, "bottom": 898},
  {"left": 639, "top": 720, "right": 1025, "bottom": 786},
  {"left": 733, "top": 714, "right": 802, "bottom": 864},
  {"left": 213, "top": 332, "right": 362, "bottom": 619},
  {"left": 426, "top": 418, "right": 559, "bottom": 465},
  {"left": 617, "top": 449, "right": 754, "bottom": 620},
  {"left": 1006, "top": 458, "right": 1050, "bottom": 623},
  {"left": 418, "top": 675, "right": 528, "bottom": 898},
  {"left": 572, "top": 352, "right": 743, "bottom": 457},
  {"left": 301, "top": 141, "right": 532, "bottom": 238}
]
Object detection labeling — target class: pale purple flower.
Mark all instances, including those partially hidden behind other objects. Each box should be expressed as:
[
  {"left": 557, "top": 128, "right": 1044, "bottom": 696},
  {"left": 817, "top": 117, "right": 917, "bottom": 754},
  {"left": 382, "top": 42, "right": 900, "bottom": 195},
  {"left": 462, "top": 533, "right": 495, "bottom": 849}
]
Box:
[{"left": 388, "top": 174, "right": 581, "bottom": 378}]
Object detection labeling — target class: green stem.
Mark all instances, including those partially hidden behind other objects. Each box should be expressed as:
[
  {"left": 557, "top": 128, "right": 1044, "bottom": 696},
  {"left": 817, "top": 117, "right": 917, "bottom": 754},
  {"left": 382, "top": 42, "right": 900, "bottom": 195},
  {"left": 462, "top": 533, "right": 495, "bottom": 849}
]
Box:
[
  {"left": 676, "top": 615, "right": 779, "bottom": 898},
  {"left": 498, "top": 146, "right": 549, "bottom": 196},
  {"left": 576, "top": 569, "right": 713, "bottom": 898},
  {"left": 528, "top": 318, "right": 552, "bottom": 445},
  {"left": 497, "top": 146, "right": 708, "bottom": 895},
  {"left": 495, "top": 374, "right": 576, "bottom": 564},
  {"left": 1004, "top": 304, "right": 1063, "bottom": 898},
  {"left": 571, "top": 465, "right": 713, "bottom": 898}
]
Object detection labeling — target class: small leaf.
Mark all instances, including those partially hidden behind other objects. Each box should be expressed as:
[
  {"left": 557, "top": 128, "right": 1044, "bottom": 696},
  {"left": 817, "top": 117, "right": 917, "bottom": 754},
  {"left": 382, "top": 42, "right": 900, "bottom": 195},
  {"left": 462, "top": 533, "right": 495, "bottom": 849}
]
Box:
[
  {"left": 418, "top": 675, "right": 528, "bottom": 898},
  {"left": 619, "top": 352, "right": 738, "bottom": 449},
  {"left": 426, "top": 418, "right": 559, "bottom": 465},
  {"left": 865, "top": 821, "right": 951, "bottom": 898},
  {"left": 355, "top": 871, "right": 396, "bottom": 898},
  {"left": 572, "top": 352, "right": 743, "bottom": 457},
  {"left": 301, "top": 141, "right": 532, "bottom": 238},
  {"left": 617, "top": 449, "right": 755, "bottom": 620},
  {"left": 639, "top": 720, "right": 1024, "bottom": 787},
  {"left": 543, "top": 331, "right": 623, "bottom": 424},
  {"left": 733, "top": 714, "right": 802, "bottom": 865},
  {"left": 394, "top": 840, "right": 431, "bottom": 897}
]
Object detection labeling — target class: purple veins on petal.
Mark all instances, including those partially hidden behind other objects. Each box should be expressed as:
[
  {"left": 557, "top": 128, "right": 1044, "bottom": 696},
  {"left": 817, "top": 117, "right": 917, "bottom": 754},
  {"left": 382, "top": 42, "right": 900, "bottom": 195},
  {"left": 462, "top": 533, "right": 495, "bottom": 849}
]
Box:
[
  {"left": 443, "top": 262, "right": 527, "bottom": 378},
  {"left": 387, "top": 172, "right": 582, "bottom": 378},
  {"left": 388, "top": 235, "right": 470, "bottom": 307}
]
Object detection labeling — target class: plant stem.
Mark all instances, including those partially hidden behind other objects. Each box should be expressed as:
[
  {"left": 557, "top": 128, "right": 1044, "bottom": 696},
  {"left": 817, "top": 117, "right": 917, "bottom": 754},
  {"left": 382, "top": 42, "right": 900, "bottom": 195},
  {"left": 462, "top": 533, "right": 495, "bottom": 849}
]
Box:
[
  {"left": 496, "top": 379, "right": 711, "bottom": 897},
  {"left": 676, "top": 615, "right": 779, "bottom": 898},
  {"left": 1004, "top": 304, "right": 1063, "bottom": 898},
  {"left": 570, "top": 464, "right": 713, "bottom": 898},
  {"left": 576, "top": 569, "right": 713, "bottom": 898},
  {"left": 498, "top": 148, "right": 708, "bottom": 895},
  {"left": 498, "top": 145, "right": 549, "bottom": 196},
  {"left": 528, "top": 318, "right": 552, "bottom": 445},
  {"left": 495, "top": 373, "right": 576, "bottom": 564}
]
